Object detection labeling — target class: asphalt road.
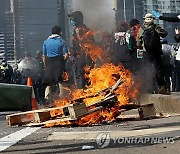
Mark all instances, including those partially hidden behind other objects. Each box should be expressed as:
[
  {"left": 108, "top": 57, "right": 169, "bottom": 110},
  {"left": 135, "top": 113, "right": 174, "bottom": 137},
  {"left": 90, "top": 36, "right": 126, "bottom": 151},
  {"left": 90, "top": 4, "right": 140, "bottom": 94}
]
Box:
[{"left": 0, "top": 112, "right": 180, "bottom": 154}]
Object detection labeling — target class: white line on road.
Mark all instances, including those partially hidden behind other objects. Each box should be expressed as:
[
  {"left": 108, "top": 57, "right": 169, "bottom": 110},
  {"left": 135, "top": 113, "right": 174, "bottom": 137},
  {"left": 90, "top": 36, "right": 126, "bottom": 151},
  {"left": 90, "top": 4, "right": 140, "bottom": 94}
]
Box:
[{"left": 0, "top": 127, "right": 40, "bottom": 152}]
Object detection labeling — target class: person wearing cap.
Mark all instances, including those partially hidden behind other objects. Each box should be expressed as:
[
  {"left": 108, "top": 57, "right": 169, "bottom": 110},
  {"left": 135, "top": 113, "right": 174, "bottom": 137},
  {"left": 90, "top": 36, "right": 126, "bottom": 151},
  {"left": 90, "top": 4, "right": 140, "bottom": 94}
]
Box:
[
  {"left": 136, "top": 13, "right": 168, "bottom": 52},
  {"left": 136, "top": 13, "right": 168, "bottom": 94}
]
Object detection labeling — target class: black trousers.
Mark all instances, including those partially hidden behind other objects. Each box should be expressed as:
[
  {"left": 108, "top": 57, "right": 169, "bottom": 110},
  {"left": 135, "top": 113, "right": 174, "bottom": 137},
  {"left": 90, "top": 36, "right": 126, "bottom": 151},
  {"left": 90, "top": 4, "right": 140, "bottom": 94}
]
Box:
[
  {"left": 142, "top": 53, "right": 165, "bottom": 89},
  {"left": 172, "top": 60, "right": 180, "bottom": 91},
  {"left": 43, "top": 56, "right": 64, "bottom": 86}
]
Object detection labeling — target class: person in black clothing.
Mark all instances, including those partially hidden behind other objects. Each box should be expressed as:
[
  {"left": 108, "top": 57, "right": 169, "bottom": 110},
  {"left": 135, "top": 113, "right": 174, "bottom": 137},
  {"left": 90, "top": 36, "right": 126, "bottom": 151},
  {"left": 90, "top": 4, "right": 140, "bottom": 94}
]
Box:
[
  {"left": 0, "top": 60, "right": 13, "bottom": 83},
  {"left": 136, "top": 13, "right": 168, "bottom": 94},
  {"left": 68, "top": 11, "right": 94, "bottom": 89},
  {"left": 161, "top": 39, "right": 175, "bottom": 94},
  {"left": 152, "top": 11, "right": 180, "bottom": 22},
  {"left": 172, "top": 28, "right": 180, "bottom": 92},
  {"left": 32, "top": 50, "right": 45, "bottom": 104},
  {"left": 11, "top": 64, "right": 22, "bottom": 84},
  {"left": 159, "top": 15, "right": 180, "bottom": 22},
  {"left": 175, "top": 29, "right": 180, "bottom": 42},
  {"left": 129, "top": 19, "right": 142, "bottom": 74}
]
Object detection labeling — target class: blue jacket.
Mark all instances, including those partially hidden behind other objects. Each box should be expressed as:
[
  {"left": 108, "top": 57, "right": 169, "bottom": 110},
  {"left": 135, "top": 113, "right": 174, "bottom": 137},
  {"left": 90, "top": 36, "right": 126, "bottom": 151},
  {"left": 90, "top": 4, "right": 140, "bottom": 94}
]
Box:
[{"left": 43, "top": 34, "right": 68, "bottom": 58}]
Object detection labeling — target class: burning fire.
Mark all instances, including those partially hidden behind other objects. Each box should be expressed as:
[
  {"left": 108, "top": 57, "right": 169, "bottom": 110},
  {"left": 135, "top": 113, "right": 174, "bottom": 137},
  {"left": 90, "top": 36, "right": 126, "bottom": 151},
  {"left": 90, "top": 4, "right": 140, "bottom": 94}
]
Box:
[
  {"left": 48, "top": 63, "right": 140, "bottom": 127},
  {"left": 46, "top": 29, "right": 140, "bottom": 127},
  {"left": 74, "top": 28, "right": 103, "bottom": 62}
]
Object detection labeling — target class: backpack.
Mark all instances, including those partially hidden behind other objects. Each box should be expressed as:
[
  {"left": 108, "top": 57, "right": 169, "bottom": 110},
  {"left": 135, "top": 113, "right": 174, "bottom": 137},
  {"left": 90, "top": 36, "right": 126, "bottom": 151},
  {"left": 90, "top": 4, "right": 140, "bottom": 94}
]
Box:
[{"left": 142, "top": 24, "right": 161, "bottom": 53}]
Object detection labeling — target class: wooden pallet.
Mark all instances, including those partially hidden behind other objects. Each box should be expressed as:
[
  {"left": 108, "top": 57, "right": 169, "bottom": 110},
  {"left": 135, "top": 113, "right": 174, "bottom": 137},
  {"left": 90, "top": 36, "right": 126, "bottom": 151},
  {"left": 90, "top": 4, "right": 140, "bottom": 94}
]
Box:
[
  {"left": 117, "top": 103, "right": 156, "bottom": 120},
  {"left": 26, "top": 117, "right": 77, "bottom": 127},
  {"left": 6, "top": 102, "right": 88, "bottom": 126},
  {"left": 6, "top": 78, "right": 124, "bottom": 127},
  {"left": 6, "top": 107, "right": 62, "bottom": 126},
  {"left": 26, "top": 106, "right": 103, "bottom": 127}
]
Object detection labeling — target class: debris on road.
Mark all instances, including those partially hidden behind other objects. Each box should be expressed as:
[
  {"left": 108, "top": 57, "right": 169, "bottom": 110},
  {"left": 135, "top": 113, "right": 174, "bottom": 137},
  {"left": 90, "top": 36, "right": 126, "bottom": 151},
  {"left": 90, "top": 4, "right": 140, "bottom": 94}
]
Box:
[{"left": 82, "top": 145, "right": 95, "bottom": 150}]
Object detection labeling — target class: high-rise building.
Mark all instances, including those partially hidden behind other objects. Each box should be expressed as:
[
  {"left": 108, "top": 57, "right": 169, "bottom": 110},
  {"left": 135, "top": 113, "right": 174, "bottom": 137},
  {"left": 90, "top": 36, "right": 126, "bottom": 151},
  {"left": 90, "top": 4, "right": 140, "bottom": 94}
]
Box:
[
  {"left": 0, "top": 0, "right": 15, "bottom": 61},
  {"left": 0, "top": 0, "right": 69, "bottom": 61},
  {"left": 115, "top": 0, "right": 143, "bottom": 25},
  {"left": 13, "top": 0, "right": 69, "bottom": 59}
]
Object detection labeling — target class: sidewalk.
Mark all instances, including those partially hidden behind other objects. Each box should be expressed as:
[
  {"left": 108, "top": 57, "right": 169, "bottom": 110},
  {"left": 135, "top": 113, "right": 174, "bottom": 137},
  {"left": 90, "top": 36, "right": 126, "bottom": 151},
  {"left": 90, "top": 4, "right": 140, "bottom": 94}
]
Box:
[{"left": 139, "top": 92, "right": 180, "bottom": 114}]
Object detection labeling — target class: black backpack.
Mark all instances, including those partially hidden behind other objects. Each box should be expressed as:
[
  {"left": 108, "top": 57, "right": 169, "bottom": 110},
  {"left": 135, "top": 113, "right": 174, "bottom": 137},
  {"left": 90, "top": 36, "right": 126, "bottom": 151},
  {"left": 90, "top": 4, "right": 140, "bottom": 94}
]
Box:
[{"left": 142, "top": 24, "right": 161, "bottom": 53}]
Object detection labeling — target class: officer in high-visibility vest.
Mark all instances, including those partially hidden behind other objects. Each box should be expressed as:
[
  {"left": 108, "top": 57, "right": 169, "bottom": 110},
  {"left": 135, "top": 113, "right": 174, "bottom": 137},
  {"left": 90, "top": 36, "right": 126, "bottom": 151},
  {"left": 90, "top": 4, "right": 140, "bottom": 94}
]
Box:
[{"left": 0, "top": 60, "right": 13, "bottom": 83}]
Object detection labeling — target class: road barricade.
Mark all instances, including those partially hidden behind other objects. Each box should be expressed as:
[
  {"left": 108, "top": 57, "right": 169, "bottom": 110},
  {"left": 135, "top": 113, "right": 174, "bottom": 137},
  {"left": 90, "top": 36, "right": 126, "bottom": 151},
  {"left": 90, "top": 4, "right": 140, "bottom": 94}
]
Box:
[{"left": 0, "top": 83, "right": 32, "bottom": 111}]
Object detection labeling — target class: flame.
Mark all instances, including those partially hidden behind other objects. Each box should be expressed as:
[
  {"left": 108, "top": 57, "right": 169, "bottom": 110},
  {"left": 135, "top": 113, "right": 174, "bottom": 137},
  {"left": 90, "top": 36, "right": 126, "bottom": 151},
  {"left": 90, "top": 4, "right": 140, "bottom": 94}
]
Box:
[
  {"left": 74, "top": 63, "right": 138, "bottom": 126},
  {"left": 74, "top": 28, "right": 103, "bottom": 62},
  {"left": 46, "top": 63, "right": 140, "bottom": 127},
  {"left": 62, "top": 72, "right": 69, "bottom": 81},
  {"left": 50, "top": 99, "right": 71, "bottom": 118},
  {"left": 81, "top": 43, "right": 103, "bottom": 62},
  {"left": 42, "top": 29, "right": 140, "bottom": 127},
  {"left": 44, "top": 120, "right": 74, "bottom": 128}
]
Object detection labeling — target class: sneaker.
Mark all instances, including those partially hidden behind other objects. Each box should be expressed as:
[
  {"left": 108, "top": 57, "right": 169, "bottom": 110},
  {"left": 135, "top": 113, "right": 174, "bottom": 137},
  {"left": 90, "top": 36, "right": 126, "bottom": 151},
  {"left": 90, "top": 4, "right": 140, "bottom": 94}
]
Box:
[
  {"left": 166, "top": 90, "right": 171, "bottom": 95},
  {"left": 157, "top": 86, "right": 166, "bottom": 94}
]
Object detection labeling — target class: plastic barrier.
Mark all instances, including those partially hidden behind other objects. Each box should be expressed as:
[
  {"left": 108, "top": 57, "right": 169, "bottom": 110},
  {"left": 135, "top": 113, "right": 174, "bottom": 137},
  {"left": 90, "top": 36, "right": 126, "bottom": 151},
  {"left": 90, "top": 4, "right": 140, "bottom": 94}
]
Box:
[{"left": 0, "top": 83, "right": 32, "bottom": 111}]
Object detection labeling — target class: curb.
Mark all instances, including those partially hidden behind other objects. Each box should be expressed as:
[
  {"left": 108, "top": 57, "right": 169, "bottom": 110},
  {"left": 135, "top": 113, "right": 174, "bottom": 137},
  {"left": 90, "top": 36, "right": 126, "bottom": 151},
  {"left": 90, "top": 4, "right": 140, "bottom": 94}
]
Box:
[{"left": 139, "top": 92, "right": 180, "bottom": 113}]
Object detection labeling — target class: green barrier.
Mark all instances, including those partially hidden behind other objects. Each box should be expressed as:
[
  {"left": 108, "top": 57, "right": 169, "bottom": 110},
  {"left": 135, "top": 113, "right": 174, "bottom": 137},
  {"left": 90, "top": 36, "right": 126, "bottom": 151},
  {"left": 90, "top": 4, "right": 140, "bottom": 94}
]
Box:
[{"left": 0, "top": 83, "right": 32, "bottom": 111}]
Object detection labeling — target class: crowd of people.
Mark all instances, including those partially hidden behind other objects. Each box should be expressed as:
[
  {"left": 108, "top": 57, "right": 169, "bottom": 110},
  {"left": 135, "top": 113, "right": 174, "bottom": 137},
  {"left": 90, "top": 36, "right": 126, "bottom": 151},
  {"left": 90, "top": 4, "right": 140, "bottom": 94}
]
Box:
[{"left": 1, "top": 11, "right": 180, "bottom": 105}]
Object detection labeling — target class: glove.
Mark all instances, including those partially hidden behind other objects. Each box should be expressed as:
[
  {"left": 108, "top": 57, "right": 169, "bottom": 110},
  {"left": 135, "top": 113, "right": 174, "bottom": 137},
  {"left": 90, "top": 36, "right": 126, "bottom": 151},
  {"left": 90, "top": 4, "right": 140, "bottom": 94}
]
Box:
[{"left": 151, "top": 10, "right": 160, "bottom": 19}]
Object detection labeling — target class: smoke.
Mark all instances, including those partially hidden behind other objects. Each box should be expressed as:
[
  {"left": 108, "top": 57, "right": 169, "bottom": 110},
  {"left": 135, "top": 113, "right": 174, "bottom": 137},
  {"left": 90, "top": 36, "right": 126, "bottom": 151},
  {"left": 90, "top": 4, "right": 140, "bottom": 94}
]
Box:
[
  {"left": 72, "top": 0, "right": 115, "bottom": 33},
  {"left": 135, "top": 59, "right": 156, "bottom": 94}
]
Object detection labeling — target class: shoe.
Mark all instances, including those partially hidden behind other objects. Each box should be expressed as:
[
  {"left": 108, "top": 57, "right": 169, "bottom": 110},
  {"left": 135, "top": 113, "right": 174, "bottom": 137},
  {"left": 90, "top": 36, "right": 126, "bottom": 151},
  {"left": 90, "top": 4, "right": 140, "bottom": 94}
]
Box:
[
  {"left": 157, "top": 86, "right": 166, "bottom": 94},
  {"left": 166, "top": 90, "right": 171, "bottom": 95}
]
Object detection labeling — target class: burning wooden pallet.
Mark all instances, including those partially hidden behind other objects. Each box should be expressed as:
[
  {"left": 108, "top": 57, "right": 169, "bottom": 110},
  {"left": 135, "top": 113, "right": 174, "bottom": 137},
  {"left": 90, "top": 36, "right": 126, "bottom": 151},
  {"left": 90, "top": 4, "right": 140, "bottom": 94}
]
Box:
[
  {"left": 6, "top": 97, "right": 117, "bottom": 127},
  {"left": 6, "top": 102, "right": 156, "bottom": 127},
  {"left": 6, "top": 77, "right": 156, "bottom": 127},
  {"left": 6, "top": 78, "right": 122, "bottom": 126},
  {"left": 6, "top": 102, "right": 88, "bottom": 126}
]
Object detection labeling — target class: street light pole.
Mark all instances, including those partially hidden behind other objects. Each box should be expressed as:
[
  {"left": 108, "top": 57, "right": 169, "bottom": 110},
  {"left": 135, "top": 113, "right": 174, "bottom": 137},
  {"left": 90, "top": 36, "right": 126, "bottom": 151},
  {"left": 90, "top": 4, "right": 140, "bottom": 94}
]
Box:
[
  {"left": 10, "top": 0, "right": 17, "bottom": 64},
  {"left": 123, "top": 0, "right": 126, "bottom": 21},
  {"left": 133, "top": 0, "right": 136, "bottom": 18}
]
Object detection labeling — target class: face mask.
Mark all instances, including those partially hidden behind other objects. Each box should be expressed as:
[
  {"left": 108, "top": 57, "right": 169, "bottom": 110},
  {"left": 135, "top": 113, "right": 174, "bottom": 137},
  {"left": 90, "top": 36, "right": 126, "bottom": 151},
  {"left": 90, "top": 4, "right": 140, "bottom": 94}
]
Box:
[
  {"left": 144, "top": 18, "right": 154, "bottom": 24},
  {"left": 70, "top": 20, "right": 76, "bottom": 26}
]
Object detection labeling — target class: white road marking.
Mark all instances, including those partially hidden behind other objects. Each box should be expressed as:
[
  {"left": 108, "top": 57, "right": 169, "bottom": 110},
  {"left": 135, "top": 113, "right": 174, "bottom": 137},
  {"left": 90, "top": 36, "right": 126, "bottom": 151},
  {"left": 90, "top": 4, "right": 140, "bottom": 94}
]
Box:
[{"left": 0, "top": 127, "right": 40, "bottom": 152}]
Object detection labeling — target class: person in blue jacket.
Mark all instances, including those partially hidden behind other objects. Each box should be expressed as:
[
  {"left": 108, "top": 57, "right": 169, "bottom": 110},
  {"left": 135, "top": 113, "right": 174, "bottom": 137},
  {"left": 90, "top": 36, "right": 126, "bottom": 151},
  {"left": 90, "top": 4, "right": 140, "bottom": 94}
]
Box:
[{"left": 42, "top": 26, "right": 69, "bottom": 104}]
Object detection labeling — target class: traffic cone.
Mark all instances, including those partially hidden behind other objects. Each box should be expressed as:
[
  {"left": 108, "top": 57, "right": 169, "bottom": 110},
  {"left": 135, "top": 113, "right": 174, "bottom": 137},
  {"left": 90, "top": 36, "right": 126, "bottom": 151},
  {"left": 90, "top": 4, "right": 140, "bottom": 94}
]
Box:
[{"left": 27, "top": 77, "right": 38, "bottom": 110}]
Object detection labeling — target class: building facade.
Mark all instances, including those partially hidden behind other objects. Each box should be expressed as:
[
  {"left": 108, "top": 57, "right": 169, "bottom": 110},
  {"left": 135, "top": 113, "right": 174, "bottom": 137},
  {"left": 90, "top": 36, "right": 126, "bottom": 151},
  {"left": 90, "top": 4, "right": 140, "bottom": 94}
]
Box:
[
  {"left": 14, "top": 0, "right": 69, "bottom": 59},
  {"left": 0, "top": 0, "right": 15, "bottom": 61},
  {"left": 115, "top": 0, "right": 143, "bottom": 25},
  {"left": 0, "top": 0, "right": 69, "bottom": 61}
]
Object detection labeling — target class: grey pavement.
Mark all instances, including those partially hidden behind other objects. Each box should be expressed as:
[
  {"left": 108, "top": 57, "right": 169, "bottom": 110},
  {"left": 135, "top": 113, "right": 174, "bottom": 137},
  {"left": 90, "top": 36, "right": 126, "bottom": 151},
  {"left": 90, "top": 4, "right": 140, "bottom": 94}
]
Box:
[
  {"left": 0, "top": 112, "right": 180, "bottom": 154},
  {"left": 0, "top": 92, "right": 180, "bottom": 153}
]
